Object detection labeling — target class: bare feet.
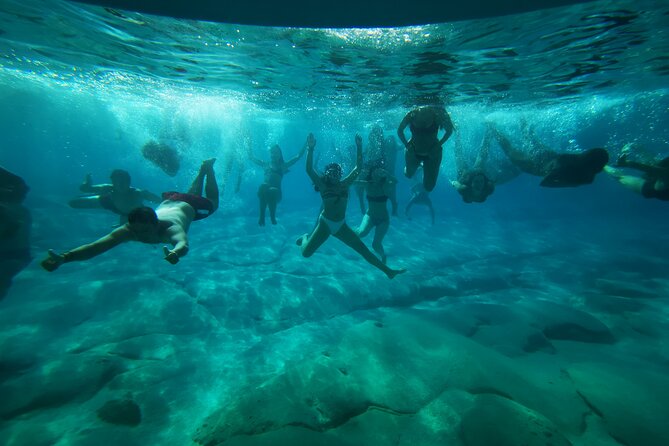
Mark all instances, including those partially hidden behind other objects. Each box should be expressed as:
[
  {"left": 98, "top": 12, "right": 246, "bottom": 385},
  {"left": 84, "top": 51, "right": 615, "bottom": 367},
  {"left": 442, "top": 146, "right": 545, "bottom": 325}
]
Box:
[
  {"left": 295, "top": 233, "right": 308, "bottom": 246},
  {"left": 387, "top": 268, "right": 407, "bottom": 279}
]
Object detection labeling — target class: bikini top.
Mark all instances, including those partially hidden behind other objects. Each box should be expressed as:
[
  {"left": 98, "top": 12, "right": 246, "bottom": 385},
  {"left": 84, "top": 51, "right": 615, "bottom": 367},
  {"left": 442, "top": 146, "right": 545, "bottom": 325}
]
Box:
[
  {"left": 320, "top": 187, "right": 349, "bottom": 202},
  {"left": 410, "top": 119, "right": 439, "bottom": 135}
]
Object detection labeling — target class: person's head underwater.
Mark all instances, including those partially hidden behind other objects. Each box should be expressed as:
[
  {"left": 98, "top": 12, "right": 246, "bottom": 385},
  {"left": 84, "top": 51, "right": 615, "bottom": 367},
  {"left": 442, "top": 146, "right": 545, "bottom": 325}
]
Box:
[
  {"left": 368, "top": 125, "right": 384, "bottom": 147},
  {"left": 110, "top": 169, "right": 131, "bottom": 191},
  {"left": 323, "top": 163, "right": 343, "bottom": 185},
  {"left": 470, "top": 172, "right": 487, "bottom": 194},
  {"left": 127, "top": 206, "right": 159, "bottom": 238}
]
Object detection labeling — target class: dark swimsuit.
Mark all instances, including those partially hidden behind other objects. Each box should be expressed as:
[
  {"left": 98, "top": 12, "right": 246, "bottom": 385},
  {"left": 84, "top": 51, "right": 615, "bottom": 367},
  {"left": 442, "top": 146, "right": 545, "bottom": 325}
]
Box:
[
  {"left": 409, "top": 121, "right": 440, "bottom": 160},
  {"left": 161, "top": 191, "right": 215, "bottom": 220},
  {"left": 99, "top": 194, "right": 125, "bottom": 215},
  {"left": 410, "top": 121, "right": 439, "bottom": 135},
  {"left": 367, "top": 195, "right": 388, "bottom": 203},
  {"left": 641, "top": 180, "right": 669, "bottom": 201}
]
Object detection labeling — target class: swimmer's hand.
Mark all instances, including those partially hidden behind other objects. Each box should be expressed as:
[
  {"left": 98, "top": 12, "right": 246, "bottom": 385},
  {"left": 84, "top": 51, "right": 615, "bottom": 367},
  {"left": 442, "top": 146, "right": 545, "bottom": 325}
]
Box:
[
  {"left": 163, "top": 246, "right": 179, "bottom": 264},
  {"left": 307, "top": 133, "right": 316, "bottom": 151},
  {"left": 41, "top": 249, "right": 65, "bottom": 272},
  {"left": 355, "top": 133, "right": 362, "bottom": 148}
]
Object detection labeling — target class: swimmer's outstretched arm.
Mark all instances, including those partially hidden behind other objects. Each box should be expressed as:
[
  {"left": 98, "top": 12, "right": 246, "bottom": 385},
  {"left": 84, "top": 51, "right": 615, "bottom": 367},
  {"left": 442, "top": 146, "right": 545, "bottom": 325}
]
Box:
[
  {"left": 285, "top": 141, "right": 308, "bottom": 168},
  {"left": 342, "top": 134, "right": 363, "bottom": 186},
  {"left": 163, "top": 227, "right": 189, "bottom": 264},
  {"left": 438, "top": 109, "right": 454, "bottom": 145},
  {"left": 41, "top": 226, "right": 132, "bottom": 271},
  {"left": 79, "top": 174, "right": 112, "bottom": 194},
  {"left": 305, "top": 133, "right": 320, "bottom": 184}
]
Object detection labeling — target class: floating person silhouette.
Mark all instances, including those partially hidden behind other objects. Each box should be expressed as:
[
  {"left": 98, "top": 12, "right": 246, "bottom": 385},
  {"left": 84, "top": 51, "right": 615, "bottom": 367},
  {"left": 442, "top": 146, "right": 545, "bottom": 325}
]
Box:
[
  {"left": 297, "top": 133, "right": 406, "bottom": 279},
  {"left": 604, "top": 144, "right": 669, "bottom": 201},
  {"left": 450, "top": 127, "right": 496, "bottom": 203},
  {"left": 354, "top": 160, "right": 397, "bottom": 264},
  {"left": 69, "top": 169, "right": 161, "bottom": 223},
  {"left": 489, "top": 121, "right": 608, "bottom": 188},
  {"left": 142, "top": 140, "right": 181, "bottom": 177},
  {"left": 354, "top": 125, "right": 386, "bottom": 215},
  {"left": 41, "top": 159, "right": 219, "bottom": 271},
  {"left": 248, "top": 141, "right": 306, "bottom": 226},
  {"left": 0, "top": 166, "right": 31, "bottom": 299},
  {"left": 397, "top": 105, "right": 454, "bottom": 192}
]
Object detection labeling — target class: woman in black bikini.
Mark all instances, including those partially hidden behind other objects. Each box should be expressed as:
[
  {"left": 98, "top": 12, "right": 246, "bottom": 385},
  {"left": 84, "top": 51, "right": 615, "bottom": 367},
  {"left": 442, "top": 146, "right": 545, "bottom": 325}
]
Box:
[
  {"left": 397, "top": 105, "right": 454, "bottom": 192},
  {"left": 248, "top": 142, "right": 306, "bottom": 225}
]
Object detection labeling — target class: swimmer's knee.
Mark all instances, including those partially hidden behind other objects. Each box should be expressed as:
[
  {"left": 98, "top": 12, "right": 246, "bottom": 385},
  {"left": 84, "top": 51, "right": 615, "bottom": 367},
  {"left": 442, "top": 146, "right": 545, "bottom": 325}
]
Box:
[{"left": 424, "top": 180, "right": 437, "bottom": 192}]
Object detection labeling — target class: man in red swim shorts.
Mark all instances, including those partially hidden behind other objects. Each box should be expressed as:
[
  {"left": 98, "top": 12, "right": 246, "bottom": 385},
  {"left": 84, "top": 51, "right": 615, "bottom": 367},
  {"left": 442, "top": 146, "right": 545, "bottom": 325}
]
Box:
[{"left": 41, "top": 159, "right": 219, "bottom": 270}]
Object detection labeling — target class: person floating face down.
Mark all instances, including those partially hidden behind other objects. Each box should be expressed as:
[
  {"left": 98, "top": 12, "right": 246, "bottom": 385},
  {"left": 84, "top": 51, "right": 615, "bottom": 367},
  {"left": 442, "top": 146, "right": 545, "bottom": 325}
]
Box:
[
  {"left": 397, "top": 105, "right": 454, "bottom": 192},
  {"left": 450, "top": 126, "right": 496, "bottom": 204},
  {"left": 489, "top": 120, "right": 609, "bottom": 188},
  {"left": 248, "top": 142, "right": 307, "bottom": 226},
  {"left": 296, "top": 133, "right": 406, "bottom": 279},
  {"left": 41, "top": 159, "right": 219, "bottom": 272}
]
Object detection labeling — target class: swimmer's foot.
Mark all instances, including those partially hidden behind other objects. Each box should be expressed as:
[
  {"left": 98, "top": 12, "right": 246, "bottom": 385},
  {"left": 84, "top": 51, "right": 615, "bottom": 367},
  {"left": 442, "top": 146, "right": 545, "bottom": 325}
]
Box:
[
  {"left": 258, "top": 218, "right": 266, "bottom": 226},
  {"left": 271, "top": 217, "right": 277, "bottom": 225},
  {"left": 386, "top": 268, "right": 407, "bottom": 280},
  {"left": 296, "top": 233, "right": 308, "bottom": 246}
]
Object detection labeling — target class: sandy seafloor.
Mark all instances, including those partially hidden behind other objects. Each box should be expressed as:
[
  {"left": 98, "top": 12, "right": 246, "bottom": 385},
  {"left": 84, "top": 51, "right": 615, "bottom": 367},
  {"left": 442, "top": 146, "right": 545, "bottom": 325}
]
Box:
[{"left": 1, "top": 177, "right": 668, "bottom": 446}]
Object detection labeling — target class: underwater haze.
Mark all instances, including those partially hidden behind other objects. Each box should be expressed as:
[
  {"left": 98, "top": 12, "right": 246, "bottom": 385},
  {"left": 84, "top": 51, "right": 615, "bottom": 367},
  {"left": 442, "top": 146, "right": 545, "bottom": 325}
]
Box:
[{"left": 1, "top": 0, "right": 669, "bottom": 445}]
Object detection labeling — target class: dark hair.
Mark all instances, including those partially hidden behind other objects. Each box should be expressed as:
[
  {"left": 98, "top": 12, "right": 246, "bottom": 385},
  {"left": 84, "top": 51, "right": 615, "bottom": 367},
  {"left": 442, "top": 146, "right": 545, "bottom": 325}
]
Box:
[
  {"left": 128, "top": 206, "right": 158, "bottom": 225},
  {"left": 110, "top": 169, "right": 131, "bottom": 183},
  {"left": 324, "top": 162, "right": 342, "bottom": 178},
  {"left": 270, "top": 144, "right": 285, "bottom": 164}
]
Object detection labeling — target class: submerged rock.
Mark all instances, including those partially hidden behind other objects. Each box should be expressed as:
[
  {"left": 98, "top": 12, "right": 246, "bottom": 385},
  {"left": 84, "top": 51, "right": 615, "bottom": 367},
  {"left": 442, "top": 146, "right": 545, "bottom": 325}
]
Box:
[
  {"left": 0, "top": 166, "right": 31, "bottom": 300},
  {"left": 97, "top": 398, "right": 142, "bottom": 426},
  {"left": 142, "top": 140, "right": 180, "bottom": 177}
]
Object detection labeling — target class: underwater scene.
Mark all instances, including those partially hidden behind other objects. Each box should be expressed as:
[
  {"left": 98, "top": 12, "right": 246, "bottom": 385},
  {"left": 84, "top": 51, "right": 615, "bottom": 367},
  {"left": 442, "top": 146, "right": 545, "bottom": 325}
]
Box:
[{"left": 1, "top": 0, "right": 669, "bottom": 445}]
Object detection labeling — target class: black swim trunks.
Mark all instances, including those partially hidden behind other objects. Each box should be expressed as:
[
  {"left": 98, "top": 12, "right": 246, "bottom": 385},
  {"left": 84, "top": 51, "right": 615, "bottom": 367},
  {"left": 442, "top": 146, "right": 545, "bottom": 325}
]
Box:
[
  {"left": 641, "top": 180, "right": 669, "bottom": 201},
  {"left": 161, "top": 191, "right": 215, "bottom": 220},
  {"left": 99, "top": 194, "right": 125, "bottom": 215},
  {"left": 367, "top": 195, "right": 389, "bottom": 203}
]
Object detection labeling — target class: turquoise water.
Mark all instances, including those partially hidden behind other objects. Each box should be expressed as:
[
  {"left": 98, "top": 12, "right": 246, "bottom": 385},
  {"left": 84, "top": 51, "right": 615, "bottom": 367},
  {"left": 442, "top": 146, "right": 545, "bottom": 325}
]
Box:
[{"left": 1, "top": 0, "right": 669, "bottom": 445}]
